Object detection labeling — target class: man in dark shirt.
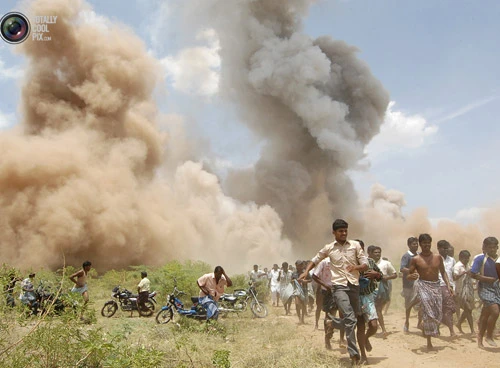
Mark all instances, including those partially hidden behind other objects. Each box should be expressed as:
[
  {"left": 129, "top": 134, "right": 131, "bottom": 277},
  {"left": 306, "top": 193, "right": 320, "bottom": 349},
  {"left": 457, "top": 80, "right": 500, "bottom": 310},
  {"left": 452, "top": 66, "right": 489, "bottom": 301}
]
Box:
[
  {"left": 400, "top": 237, "right": 419, "bottom": 332},
  {"left": 357, "top": 243, "right": 383, "bottom": 365}
]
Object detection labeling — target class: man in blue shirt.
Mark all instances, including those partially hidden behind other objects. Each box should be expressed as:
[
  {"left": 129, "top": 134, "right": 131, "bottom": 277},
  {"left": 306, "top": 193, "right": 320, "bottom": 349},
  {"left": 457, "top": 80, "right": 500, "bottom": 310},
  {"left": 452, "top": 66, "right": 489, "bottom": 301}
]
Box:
[
  {"left": 400, "top": 237, "right": 419, "bottom": 332},
  {"left": 470, "top": 237, "right": 500, "bottom": 348}
]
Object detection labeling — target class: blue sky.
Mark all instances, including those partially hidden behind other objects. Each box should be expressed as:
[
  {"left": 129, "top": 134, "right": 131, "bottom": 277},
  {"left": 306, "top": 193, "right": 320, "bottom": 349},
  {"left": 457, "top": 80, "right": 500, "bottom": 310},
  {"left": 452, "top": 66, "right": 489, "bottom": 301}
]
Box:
[{"left": 1, "top": 0, "right": 499, "bottom": 225}]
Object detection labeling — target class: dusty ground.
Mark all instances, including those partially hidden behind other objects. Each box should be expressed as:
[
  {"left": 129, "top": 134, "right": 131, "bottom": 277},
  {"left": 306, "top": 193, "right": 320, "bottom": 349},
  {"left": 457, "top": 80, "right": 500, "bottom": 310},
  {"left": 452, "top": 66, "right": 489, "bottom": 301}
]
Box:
[{"left": 278, "top": 304, "right": 500, "bottom": 368}]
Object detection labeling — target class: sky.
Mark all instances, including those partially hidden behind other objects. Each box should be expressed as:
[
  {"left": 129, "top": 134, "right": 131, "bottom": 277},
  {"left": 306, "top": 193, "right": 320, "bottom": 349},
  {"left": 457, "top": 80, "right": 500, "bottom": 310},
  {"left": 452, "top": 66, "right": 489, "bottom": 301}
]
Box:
[{"left": 1, "top": 0, "right": 499, "bottom": 227}]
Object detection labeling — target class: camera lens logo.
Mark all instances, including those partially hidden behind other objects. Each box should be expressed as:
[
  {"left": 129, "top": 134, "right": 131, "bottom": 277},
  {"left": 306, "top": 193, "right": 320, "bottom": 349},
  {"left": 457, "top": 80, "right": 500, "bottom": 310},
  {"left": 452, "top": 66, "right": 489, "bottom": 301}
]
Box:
[{"left": 1, "top": 12, "right": 31, "bottom": 44}]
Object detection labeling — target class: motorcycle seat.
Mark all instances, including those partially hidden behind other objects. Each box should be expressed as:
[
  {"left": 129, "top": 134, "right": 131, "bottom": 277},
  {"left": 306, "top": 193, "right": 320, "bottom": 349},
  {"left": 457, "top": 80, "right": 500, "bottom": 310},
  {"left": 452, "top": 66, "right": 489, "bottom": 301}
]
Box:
[{"left": 191, "top": 296, "right": 200, "bottom": 304}]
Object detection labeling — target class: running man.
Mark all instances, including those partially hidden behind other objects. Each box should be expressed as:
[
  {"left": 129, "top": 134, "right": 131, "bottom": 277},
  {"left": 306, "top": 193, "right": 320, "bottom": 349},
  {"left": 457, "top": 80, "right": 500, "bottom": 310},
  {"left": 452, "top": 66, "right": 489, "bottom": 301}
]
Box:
[
  {"left": 470, "top": 237, "right": 500, "bottom": 348},
  {"left": 408, "top": 234, "right": 453, "bottom": 350},
  {"left": 70, "top": 261, "right": 92, "bottom": 318}
]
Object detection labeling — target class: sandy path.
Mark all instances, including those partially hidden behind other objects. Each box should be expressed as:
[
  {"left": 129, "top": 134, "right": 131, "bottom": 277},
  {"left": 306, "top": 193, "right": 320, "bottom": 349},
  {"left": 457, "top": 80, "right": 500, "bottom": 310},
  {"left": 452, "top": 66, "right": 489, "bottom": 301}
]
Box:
[{"left": 288, "top": 306, "right": 500, "bottom": 367}]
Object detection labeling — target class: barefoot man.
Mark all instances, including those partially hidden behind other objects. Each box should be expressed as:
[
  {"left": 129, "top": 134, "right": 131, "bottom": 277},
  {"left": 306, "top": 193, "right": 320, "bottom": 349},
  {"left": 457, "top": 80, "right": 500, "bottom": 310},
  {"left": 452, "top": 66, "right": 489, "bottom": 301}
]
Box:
[
  {"left": 69, "top": 260, "right": 92, "bottom": 318},
  {"left": 407, "top": 234, "right": 454, "bottom": 350},
  {"left": 470, "top": 237, "right": 500, "bottom": 348},
  {"left": 300, "top": 219, "right": 368, "bottom": 366}
]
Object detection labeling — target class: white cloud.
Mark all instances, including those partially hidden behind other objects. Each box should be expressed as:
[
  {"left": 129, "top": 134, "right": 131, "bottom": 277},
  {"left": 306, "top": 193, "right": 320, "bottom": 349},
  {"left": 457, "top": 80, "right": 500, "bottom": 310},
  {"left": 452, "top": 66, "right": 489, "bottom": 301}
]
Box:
[
  {"left": 365, "top": 101, "right": 438, "bottom": 157},
  {"left": 434, "top": 95, "right": 498, "bottom": 124},
  {"left": 0, "top": 109, "right": 16, "bottom": 129},
  {"left": 0, "top": 44, "right": 24, "bottom": 80},
  {"left": 77, "top": 9, "right": 109, "bottom": 30},
  {"left": 160, "top": 29, "right": 220, "bottom": 96}
]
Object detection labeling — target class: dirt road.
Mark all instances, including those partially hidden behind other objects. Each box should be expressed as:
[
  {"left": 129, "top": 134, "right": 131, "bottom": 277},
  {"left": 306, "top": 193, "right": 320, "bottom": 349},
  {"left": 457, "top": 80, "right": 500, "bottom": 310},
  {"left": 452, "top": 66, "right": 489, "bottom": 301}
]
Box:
[{"left": 284, "top": 305, "right": 499, "bottom": 368}]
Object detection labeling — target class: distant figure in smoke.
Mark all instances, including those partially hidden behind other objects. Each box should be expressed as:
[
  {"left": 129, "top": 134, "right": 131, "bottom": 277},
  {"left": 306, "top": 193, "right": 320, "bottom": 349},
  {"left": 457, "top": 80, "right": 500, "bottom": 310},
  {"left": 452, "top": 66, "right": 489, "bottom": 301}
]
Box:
[
  {"left": 249, "top": 264, "right": 267, "bottom": 284},
  {"left": 408, "top": 234, "right": 453, "bottom": 350},
  {"left": 470, "top": 237, "right": 500, "bottom": 348},
  {"left": 19, "top": 272, "right": 38, "bottom": 314},
  {"left": 137, "top": 271, "right": 151, "bottom": 313},
  {"left": 5, "top": 271, "right": 21, "bottom": 308},
  {"left": 70, "top": 260, "right": 92, "bottom": 318},
  {"left": 278, "top": 262, "right": 293, "bottom": 315},
  {"left": 268, "top": 264, "right": 281, "bottom": 307},
  {"left": 300, "top": 219, "right": 368, "bottom": 366},
  {"left": 292, "top": 260, "right": 310, "bottom": 325},
  {"left": 197, "top": 266, "right": 232, "bottom": 321}
]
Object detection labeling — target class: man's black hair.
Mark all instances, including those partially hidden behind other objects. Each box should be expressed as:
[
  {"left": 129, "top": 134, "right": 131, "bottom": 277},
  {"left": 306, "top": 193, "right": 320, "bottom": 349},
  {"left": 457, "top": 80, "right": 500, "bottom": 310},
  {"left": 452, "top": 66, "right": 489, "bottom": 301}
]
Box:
[
  {"left": 436, "top": 240, "right": 451, "bottom": 249},
  {"left": 407, "top": 237, "right": 418, "bottom": 246},
  {"left": 483, "top": 237, "right": 499, "bottom": 246},
  {"left": 83, "top": 261, "right": 92, "bottom": 268},
  {"left": 418, "top": 233, "right": 432, "bottom": 243},
  {"left": 214, "top": 266, "right": 223, "bottom": 273},
  {"left": 141, "top": 271, "right": 147, "bottom": 277},
  {"left": 458, "top": 250, "right": 471, "bottom": 258},
  {"left": 332, "top": 219, "right": 348, "bottom": 231}
]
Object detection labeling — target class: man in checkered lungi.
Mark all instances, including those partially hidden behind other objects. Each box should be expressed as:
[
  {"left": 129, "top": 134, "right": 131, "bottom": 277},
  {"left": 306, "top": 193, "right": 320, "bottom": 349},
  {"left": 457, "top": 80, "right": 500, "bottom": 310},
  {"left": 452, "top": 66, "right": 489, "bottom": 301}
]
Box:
[{"left": 470, "top": 237, "right": 500, "bottom": 348}]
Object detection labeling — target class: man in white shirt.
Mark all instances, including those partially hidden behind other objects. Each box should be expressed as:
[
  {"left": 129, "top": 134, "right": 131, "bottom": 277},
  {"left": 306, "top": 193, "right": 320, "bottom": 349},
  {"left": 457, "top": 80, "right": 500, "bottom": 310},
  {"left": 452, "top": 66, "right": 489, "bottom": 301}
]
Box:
[
  {"left": 249, "top": 265, "right": 267, "bottom": 284},
  {"left": 278, "top": 262, "right": 293, "bottom": 315},
  {"left": 268, "top": 264, "right": 281, "bottom": 307},
  {"left": 137, "top": 271, "right": 151, "bottom": 312},
  {"left": 300, "top": 219, "right": 368, "bottom": 366},
  {"left": 437, "top": 240, "right": 457, "bottom": 337},
  {"left": 453, "top": 250, "right": 475, "bottom": 334},
  {"left": 371, "top": 246, "right": 397, "bottom": 337}
]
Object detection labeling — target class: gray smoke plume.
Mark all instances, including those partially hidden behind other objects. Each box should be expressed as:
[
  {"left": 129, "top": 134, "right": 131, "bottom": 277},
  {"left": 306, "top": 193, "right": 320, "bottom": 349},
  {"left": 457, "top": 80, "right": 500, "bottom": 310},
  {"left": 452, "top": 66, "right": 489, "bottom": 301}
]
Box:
[{"left": 182, "top": 0, "right": 390, "bottom": 255}]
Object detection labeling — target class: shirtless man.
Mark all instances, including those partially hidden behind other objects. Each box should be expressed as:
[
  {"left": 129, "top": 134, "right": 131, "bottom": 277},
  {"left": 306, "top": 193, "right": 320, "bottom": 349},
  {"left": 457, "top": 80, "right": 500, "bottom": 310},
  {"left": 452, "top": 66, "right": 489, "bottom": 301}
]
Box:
[
  {"left": 69, "top": 260, "right": 92, "bottom": 317},
  {"left": 408, "top": 234, "right": 453, "bottom": 350}
]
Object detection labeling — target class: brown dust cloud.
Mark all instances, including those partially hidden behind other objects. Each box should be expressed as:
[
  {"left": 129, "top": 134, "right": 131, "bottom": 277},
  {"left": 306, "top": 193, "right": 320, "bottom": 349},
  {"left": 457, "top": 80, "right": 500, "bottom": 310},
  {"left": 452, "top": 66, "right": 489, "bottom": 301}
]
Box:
[{"left": 0, "top": 0, "right": 497, "bottom": 274}]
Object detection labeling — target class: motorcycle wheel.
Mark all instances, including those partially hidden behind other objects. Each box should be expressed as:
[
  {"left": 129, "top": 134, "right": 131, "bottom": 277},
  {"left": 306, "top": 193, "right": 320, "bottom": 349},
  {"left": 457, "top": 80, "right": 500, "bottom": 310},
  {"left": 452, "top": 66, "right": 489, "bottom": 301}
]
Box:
[
  {"left": 250, "top": 300, "right": 268, "bottom": 318},
  {"left": 138, "top": 300, "right": 155, "bottom": 317},
  {"left": 155, "top": 307, "right": 174, "bottom": 324},
  {"left": 101, "top": 302, "right": 118, "bottom": 317}
]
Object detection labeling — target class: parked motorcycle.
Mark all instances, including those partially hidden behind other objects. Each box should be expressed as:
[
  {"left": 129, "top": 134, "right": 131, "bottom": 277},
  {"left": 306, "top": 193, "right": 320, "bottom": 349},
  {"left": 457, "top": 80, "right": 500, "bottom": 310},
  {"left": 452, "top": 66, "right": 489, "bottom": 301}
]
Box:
[
  {"left": 101, "top": 286, "right": 157, "bottom": 317},
  {"left": 155, "top": 284, "right": 207, "bottom": 324},
  {"left": 219, "top": 281, "right": 268, "bottom": 318},
  {"left": 21, "top": 282, "right": 68, "bottom": 316},
  {"left": 36, "top": 283, "right": 67, "bottom": 315}
]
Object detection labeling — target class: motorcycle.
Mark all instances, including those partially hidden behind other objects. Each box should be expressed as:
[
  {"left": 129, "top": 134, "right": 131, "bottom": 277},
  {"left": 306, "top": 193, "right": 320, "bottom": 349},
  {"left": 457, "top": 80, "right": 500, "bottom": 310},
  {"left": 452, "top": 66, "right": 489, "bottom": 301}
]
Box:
[
  {"left": 155, "top": 284, "right": 207, "bottom": 324},
  {"left": 36, "top": 283, "right": 67, "bottom": 315},
  {"left": 219, "top": 281, "right": 268, "bottom": 318},
  {"left": 21, "top": 282, "right": 68, "bottom": 316},
  {"left": 101, "top": 286, "right": 157, "bottom": 317}
]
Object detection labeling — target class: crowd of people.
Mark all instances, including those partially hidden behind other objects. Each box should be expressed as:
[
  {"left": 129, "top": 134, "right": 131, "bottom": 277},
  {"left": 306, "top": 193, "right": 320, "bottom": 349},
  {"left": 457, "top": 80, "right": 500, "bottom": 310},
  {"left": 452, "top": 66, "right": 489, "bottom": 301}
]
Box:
[
  {"left": 246, "top": 219, "right": 500, "bottom": 366},
  {"left": 4, "top": 218, "right": 500, "bottom": 367}
]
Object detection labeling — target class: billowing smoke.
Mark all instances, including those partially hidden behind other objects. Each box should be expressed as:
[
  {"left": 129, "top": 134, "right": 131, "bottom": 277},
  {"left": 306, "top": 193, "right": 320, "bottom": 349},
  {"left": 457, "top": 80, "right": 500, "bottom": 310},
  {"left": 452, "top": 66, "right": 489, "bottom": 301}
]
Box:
[
  {"left": 0, "top": 0, "right": 292, "bottom": 273},
  {"left": 360, "top": 184, "right": 497, "bottom": 262},
  {"left": 181, "top": 0, "right": 390, "bottom": 255},
  {"left": 1, "top": 0, "right": 495, "bottom": 274}
]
